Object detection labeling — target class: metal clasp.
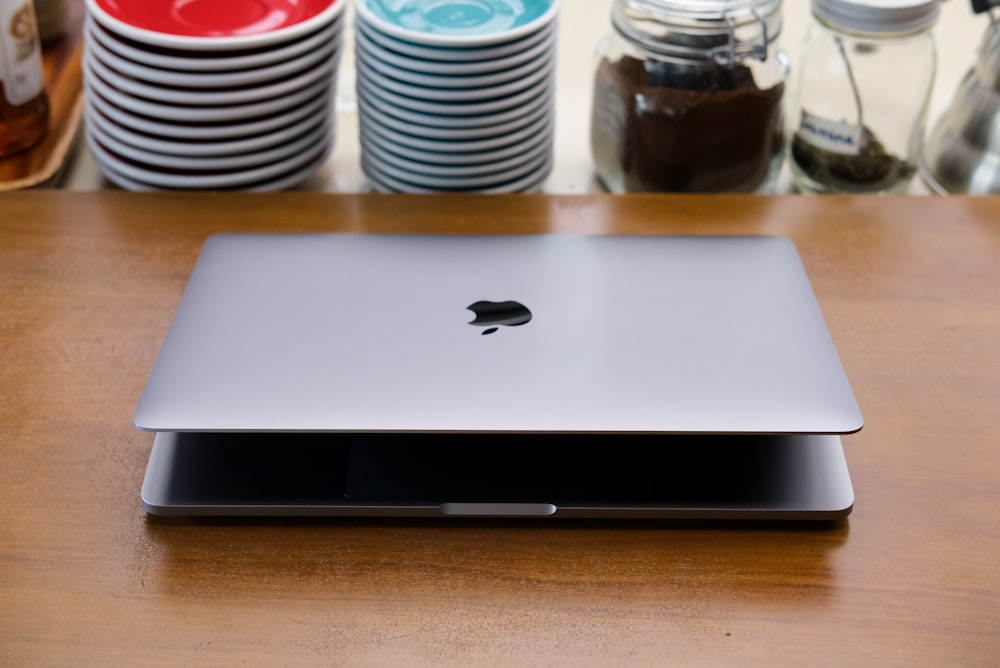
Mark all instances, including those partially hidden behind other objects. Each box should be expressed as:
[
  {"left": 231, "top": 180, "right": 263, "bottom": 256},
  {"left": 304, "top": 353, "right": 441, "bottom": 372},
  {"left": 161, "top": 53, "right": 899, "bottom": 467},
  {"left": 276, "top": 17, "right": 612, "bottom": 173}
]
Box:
[{"left": 711, "top": 8, "right": 770, "bottom": 67}]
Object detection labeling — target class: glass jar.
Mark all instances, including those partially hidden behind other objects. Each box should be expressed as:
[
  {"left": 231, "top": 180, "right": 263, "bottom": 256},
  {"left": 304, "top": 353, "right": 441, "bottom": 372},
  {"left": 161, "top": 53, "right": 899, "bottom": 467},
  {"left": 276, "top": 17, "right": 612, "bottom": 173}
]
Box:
[
  {"left": 789, "top": 0, "right": 938, "bottom": 194},
  {"left": 590, "top": 0, "right": 789, "bottom": 193},
  {"left": 0, "top": 0, "right": 50, "bottom": 158}
]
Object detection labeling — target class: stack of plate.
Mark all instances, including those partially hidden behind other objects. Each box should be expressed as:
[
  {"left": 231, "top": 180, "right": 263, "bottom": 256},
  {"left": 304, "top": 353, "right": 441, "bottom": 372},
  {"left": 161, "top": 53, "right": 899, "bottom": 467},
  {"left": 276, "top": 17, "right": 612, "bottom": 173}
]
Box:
[
  {"left": 354, "top": 0, "right": 559, "bottom": 193},
  {"left": 82, "top": 0, "right": 346, "bottom": 191}
]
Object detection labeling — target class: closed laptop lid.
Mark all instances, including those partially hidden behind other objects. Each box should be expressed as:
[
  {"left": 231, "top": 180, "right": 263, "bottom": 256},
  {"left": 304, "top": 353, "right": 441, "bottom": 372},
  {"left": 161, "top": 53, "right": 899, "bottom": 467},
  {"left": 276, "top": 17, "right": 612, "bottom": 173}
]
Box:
[{"left": 133, "top": 234, "right": 863, "bottom": 435}]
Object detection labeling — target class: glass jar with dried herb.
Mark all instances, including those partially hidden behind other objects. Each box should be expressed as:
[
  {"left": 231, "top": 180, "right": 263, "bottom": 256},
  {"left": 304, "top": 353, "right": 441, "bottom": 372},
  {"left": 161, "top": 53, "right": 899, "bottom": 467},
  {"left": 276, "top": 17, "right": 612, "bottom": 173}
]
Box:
[
  {"left": 789, "top": 0, "right": 938, "bottom": 194},
  {"left": 590, "top": 0, "right": 789, "bottom": 194}
]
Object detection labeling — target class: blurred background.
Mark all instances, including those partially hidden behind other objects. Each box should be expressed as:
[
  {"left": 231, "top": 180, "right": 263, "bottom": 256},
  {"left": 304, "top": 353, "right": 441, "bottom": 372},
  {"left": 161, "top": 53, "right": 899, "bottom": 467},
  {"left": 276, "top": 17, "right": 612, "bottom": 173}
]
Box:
[{"left": 51, "top": 0, "right": 997, "bottom": 194}]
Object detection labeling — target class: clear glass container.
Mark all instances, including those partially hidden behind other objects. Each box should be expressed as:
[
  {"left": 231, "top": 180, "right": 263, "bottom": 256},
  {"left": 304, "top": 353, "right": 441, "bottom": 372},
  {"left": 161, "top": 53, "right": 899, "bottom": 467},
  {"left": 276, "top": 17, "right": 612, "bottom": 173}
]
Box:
[
  {"left": 590, "top": 0, "right": 789, "bottom": 193},
  {"left": 789, "top": 0, "right": 938, "bottom": 194}
]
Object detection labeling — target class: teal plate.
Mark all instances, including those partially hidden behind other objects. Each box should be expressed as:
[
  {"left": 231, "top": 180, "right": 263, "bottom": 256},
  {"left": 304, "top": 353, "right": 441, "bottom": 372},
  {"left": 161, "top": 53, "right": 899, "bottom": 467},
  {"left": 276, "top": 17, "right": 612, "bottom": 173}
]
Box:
[{"left": 359, "top": 0, "right": 556, "bottom": 44}]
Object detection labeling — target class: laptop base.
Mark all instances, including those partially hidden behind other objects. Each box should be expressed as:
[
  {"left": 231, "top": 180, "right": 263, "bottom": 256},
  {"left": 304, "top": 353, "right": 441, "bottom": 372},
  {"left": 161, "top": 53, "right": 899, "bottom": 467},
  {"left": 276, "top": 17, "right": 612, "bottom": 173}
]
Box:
[{"left": 141, "top": 432, "right": 854, "bottom": 520}]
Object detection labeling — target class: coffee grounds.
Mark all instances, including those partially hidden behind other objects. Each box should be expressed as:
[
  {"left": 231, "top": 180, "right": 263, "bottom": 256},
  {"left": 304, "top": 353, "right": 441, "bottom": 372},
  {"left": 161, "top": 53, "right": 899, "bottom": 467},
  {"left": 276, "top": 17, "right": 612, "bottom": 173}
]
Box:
[
  {"left": 591, "top": 54, "right": 785, "bottom": 193},
  {"left": 791, "top": 126, "right": 915, "bottom": 193}
]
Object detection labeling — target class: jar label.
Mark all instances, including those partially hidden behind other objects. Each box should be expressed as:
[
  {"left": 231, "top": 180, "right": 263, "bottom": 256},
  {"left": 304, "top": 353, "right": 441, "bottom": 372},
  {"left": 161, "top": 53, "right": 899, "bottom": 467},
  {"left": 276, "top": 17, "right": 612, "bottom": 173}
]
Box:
[
  {"left": 0, "top": 0, "right": 45, "bottom": 106},
  {"left": 796, "top": 110, "right": 862, "bottom": 157}
]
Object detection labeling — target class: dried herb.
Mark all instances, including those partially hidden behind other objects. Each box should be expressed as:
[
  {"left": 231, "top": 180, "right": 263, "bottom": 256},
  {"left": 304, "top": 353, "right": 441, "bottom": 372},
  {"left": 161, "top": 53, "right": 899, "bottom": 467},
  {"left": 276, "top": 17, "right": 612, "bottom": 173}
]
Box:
[{"left": 791, "top": 126, "right": 915, "bottom": 193}]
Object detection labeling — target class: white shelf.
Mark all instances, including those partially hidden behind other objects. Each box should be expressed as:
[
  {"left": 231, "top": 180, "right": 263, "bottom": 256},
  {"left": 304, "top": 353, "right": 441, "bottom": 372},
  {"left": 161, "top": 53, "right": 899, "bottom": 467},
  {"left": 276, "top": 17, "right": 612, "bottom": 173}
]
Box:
[{"left": 63, "top": 0, "right": 989, "bottom": 195}]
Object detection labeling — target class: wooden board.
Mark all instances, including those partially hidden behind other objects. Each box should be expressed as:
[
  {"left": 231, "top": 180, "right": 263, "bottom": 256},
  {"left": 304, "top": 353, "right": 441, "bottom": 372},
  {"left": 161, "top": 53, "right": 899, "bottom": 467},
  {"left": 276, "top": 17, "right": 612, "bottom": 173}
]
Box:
[{"left": 0, "top": 0, "right": 83, "bottom": 191}]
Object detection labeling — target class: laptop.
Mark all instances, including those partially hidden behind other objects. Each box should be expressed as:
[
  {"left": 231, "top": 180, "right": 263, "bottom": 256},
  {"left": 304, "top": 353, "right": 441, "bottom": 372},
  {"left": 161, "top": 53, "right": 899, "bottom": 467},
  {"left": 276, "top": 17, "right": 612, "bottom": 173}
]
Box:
[{"left": 134, "top": 234, "right": 862, "bottom": 519}]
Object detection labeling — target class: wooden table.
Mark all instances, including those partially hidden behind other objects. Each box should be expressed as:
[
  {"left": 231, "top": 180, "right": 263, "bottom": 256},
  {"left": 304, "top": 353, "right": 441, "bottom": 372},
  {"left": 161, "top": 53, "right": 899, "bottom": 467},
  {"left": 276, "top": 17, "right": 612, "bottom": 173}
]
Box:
[{"left": 2, "top": 191, "right": 998, "bottom": 665}]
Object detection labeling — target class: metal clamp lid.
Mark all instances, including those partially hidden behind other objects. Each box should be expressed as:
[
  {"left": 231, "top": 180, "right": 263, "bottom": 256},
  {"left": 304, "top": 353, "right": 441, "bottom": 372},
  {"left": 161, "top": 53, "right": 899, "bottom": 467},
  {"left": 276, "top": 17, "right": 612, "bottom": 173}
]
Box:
[
  {"left": 612, "top": 0, "right": 782, "bottom": 66},
  {"left": 811, "top": 0, "right": 939, "bottom": 35}
]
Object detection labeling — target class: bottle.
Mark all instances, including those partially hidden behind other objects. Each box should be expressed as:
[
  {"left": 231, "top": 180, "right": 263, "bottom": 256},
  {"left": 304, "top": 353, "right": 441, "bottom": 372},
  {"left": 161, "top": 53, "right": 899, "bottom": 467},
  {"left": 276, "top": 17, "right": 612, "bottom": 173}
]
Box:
[
  {"left": 789, "top": 0, "right": 939, "bottom": 194},
  {"left": 33, "top": 0, "right": 69, "bottom": 46},
  {"left": 921, "top": 17, "right": 1000, "bottom": 194},
  {"left": 0, "top": 0, "right": 50, "bottom": 158},
  {"left": 590, "top": 0, "right": 789, "bottom": 193}
]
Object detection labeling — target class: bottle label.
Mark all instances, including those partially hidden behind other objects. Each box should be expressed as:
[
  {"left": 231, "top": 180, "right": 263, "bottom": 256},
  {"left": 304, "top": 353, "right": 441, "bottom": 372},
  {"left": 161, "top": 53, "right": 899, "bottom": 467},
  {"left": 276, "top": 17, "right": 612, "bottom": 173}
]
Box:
[
  {"left": 796, "top": 110, "right": 862, "bottom": 157},
  {"left": 0, "top": 0, "right": 45, "bottom": 106}
]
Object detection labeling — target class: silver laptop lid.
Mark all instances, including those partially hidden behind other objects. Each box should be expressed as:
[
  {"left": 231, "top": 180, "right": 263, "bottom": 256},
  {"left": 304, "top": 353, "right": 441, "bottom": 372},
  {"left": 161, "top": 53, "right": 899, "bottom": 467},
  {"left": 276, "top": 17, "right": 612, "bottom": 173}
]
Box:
[{"left": 133, "top": 234, "right": 862, "bottom": 435}]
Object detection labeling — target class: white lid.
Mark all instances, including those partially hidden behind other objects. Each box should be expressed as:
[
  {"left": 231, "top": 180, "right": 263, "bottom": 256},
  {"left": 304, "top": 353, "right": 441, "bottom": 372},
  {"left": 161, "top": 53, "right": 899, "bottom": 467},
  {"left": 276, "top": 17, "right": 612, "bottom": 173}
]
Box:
[{"left": 812, "top": 0, "right": 939, "bottom": 34}]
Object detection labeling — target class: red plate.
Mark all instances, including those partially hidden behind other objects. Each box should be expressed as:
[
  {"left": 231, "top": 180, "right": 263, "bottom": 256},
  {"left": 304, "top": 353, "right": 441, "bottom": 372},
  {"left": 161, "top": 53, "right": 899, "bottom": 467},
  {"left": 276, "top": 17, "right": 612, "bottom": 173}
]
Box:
[{"left": 95, "top": 0, "right": 335, "bottom": 37}]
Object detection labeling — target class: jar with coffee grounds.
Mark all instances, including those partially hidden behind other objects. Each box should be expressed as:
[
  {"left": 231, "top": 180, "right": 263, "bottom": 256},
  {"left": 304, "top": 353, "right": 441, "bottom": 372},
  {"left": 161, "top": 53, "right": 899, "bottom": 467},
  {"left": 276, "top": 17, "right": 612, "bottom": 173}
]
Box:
[
  {"left": 789, "top": 0, "right": 938, "bottom": 194},
  {"left": 590, "top": 0, "right": 789, "bottom": 193}
]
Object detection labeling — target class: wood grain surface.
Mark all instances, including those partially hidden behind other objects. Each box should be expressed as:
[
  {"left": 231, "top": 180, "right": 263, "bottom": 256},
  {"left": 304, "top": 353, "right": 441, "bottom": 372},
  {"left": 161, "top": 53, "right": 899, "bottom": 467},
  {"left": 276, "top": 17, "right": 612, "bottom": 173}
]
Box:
[{"left": 1, "top": 191, "right": 998, "bottom": 666}]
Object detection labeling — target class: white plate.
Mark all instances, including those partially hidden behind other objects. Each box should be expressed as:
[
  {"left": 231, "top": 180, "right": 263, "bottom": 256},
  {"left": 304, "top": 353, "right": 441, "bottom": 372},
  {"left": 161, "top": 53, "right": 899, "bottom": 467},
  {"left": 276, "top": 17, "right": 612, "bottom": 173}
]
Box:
[
  {"left": 356, "top": 74, "right": 552, "bottom": 128},
  {"left": 355, "top": 22, "right": 556, "bottom": 78},
  {"left": 86, "top": 107, "right": 330, "bottom": 170},
  {"left": 361, "top": 127, "right": 551, "bottom": 176},
  {"left": 355, "top": 67, "right": 554, "bottom": 116},
  {"left": 363, "top": 151, "right": 551, "bottom": 193},
  {"left": 87, "top": 126, "right": 332, "bottom": 188},
  {"left": 360, "top": 112, "right": 553, "bottom": 163},
  {"left": 362, "top": 139, "right": 550, "bottom": 189},
  {"left": 355, "top": 50, "right": 551, "bottom": 103},
  {"left": 355, "top": 0, "right": 558, "bottom": 49},
  {"left": 361, "top": 123, "right": 551, "bottom": 171},
  {"left": 85, "top": 99, "right": 331, "bottom": 156},
  {"left": 95, "top": 140, "right": 333, "bottom": 192},
  {"left": 85, "top": 16, "right": 343, "bottom": 73},
  {"left": 85, "top": 49, "right": 339, "bottom": 106},
  {"left": 85, "top": 0, "right": 347, "bottom": 52},
  {"left": 85, "top": 83, "right": 332, "bottom": 140},
  {"left": 354, "top": 30, "right": 550, "bottom": 89},
  {"left": 354, "top": 16, "right": 555, "bottom": 72},
  {"left": 85, "top": 22, "right": 341, "bottom": 88},
  {"left": 357, "top": 90, "right": 549, "bottom": 141},
  {"left": 84, "top": 66, "right": 331, "bottom": 122}
]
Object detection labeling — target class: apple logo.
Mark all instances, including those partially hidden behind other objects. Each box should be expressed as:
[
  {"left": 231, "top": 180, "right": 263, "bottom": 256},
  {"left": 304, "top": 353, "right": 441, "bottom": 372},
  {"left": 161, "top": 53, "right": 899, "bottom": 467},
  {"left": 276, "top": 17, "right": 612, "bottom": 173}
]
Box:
[{"left": 466, "top": 300, "right": 532, "bottom": 335}]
